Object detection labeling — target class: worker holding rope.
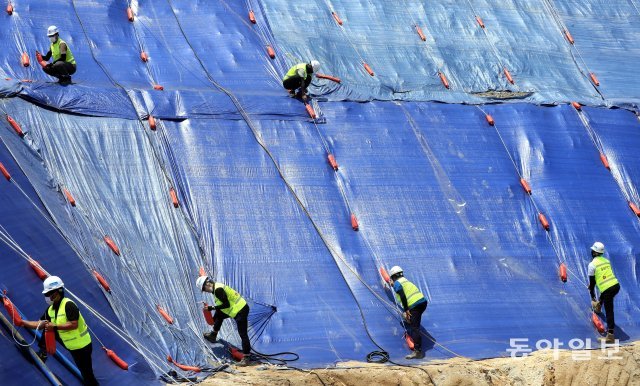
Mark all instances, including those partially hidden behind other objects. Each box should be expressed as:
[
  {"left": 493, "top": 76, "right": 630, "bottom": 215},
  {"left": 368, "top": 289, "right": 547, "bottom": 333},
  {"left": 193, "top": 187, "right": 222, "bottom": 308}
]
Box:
[
  {"left": 22, "top": 276, "right": 99, "bottom": 385},
  {"left": 282, "top": 60, "right": 320, "bottom": 100},
  {"left": 389, "top": 266, "right": 428, "bottom": 359},
  {"left": 588, "top": 242, "right": 620, "bottom": 344},
  {"left": 196, "top": 275, "right": 252, "bottom": 366}
]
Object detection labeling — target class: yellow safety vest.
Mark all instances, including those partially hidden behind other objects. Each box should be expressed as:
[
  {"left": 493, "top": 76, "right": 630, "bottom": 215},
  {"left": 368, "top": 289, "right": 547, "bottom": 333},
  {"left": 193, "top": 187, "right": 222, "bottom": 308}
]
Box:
[
  {"left": 594, "top": 256, "right": 619, "bottom": 293},
  {"left": 394, "top": 277, "right": 425, "bottom": 309},
  {"left": 47, "top": 297, "right": 91, "bottom": 350},
  {"left": 50, "top": 39, "right": 76, "bottom": 65},
  {"left": 283, "top": 63, "right": 307, "bottom": 81},
  {"left": 214, "top": 283, "right": 247, "bottom": 318}
]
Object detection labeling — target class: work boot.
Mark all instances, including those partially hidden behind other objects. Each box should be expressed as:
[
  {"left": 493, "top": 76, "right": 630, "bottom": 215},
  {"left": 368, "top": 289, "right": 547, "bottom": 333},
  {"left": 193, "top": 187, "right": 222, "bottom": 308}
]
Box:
[
  {"left": 287, "top": 89, "right": 296, "bottom": 97},
  {"left": 58, "top": 75, "right": 72, "bottom": 85},
  {"left": 236, "top": 357, "right": 252, "bottom": 366},
  {"left": 203, "top": 331, "right": 217, "bottom": 343},
  {"left": 599, "top": 332, "right": 615, "bottom": 345},
  {"left": 405, "top": 350, "right": 425, "bottom": 360}
]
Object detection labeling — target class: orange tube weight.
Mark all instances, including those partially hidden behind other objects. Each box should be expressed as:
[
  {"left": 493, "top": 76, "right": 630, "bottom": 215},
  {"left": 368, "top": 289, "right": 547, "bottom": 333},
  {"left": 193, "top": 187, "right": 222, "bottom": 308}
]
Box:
[
  {"left": 363, "top": 62, "right": 374, "bottom": 76},
  {"left": 230, "top": 347, "right": 244, "bottom": 361},
  {"left": 629, "top": 202, "right": 640, "bottom": 217},
  {"left": 571, "top": 102, "right": 581, "bottom": 111},
  {"left": 29, "top": 259, "right": 48, "bottom": 280},
  {"left": 316, "top": 74, "right": 341, "bottom": 83},
  {"left": 592, "top": 312, "right": 605, "bottom": 333},
  {"left": 520, "top": 178, "right": 532, "bottom": 195},
  {"left": 157, "top": 305, "right": 174, "bottom": 325},
  {"left": 564, "top": 29, "right": 575, "bottom": 44},
  {"left": 6, "top": 3, "right": 13, "bottom": 15},
  {"left": 104, "top": 347, "right": 129, "bottom": 370},
  {"left": 36, "top": 51, "right": 47, "bottom": 68},
  {"left": 104, "top": 236, "right": 121, "bottom": 256},
  {"left": 148, "top": 115, "right": 156, "bottom": 130},
  {"left": 327, "top": 154, "right": 338, "bottom": 170},
  {"left": 7, "top": 115, "right": 24, "bottom": 137},
  {"left": 504, "top": 68, "right": 514, "bottom": 84},
  {"left": 305, "top": 103, "right": 316, "bottom": 119},
  {"left": 559, "top": 263, "right": 567, "bottom": 282},
  {"left": 589, "top": 73, "right": 600, "bottom": 86},
  {"left": 45, "top": 328, "right": 56, "bottom": 355},
  {"left": 351, "top": 213, "right": 359, "bottom": 231},
  {"left": 63, "top": 188, "right": 76, "bottom": 207},
  {"left": 127, "top": 7, "right": 134, "bottom": 22},
  {"left": 203, "top": 302, "right": 214, "bottom": 325},
  {"left": 332, "top": 12, "right": 343, "bottom": 26},
  {"left": 21, "top": 52, "right": 30, "bottom": 67},
  {"left": 170, "top": 187, "right": 179, "bottom": 208},
  {"left": 266, "top": 45, "right": 275, "bottom": 59},
  {"left": 438, "top": 72, "right": 449, "bottom": 89},
  {"left": 415, "top": 25, "right": 426, "bottom": 41},
  {"left": 485, "top": 114, "right": 494, "bottom": 126},
  {"left": 379, "top": 267, "right": 391, "bottom": 284},
  {"left": 0, "top": 162, "right": 11, "bottom": 181},
  {"left": 600, "top": 153, "right": 610, "bottom": 170},
  {"left": 167, "top": 355, "right": 201, "bottom": 372},
  {"left": 93, "top": 270, "right": 111, "bottom": 293},
  {"left": 405, "top": 333, "right": 415, "bottom": 350},
  {"left": 2, "top": 295, "right": 23, "bottom": 327},
  {"left": 140, "top": 51, "right": 148, "bottom": 62},
  {"left": 538, "top": 213, "right": 550, "bottom": 231},
  {"left": 249, "top": 10, "right": 256, "bottom": 24}
]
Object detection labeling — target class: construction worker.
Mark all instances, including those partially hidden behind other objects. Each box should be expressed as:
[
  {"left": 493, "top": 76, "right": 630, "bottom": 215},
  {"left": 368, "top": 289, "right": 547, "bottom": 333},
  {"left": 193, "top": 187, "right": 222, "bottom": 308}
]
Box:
[
  {"left": 22, "top": 276, "right": 98, "bottom": 385},
  {"left": 588, "top": 242, "right": 620, "bottom": 344},
  {"left": 388, "top": 266, "right": 428, "bottom": 359},
  {"left": 196, "top": 275, "right": 251, "bottom": 365},
  {"left": 37, "top": 26, "right": 76, "bottom": 84},
  {"left": 282, "top": 60, "right": 320, "bottom": 100}
]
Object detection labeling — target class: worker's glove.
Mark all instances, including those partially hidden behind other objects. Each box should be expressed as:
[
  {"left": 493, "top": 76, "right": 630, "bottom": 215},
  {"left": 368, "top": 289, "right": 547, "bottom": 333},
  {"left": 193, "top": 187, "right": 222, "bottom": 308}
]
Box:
[
  {"left": 45, "top": 63, "right": 52, "bottom": 69},
  {"left": 403, "top": 311, "right": 411, "bottom": 322},
  {"left": 592, "top": 300, "right": 601, "bottom": 313}
]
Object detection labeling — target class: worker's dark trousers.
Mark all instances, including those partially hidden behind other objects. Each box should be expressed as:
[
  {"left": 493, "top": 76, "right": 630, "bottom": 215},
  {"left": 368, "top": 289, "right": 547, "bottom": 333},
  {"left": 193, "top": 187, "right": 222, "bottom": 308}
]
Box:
[
  {"left": 408, "top": 302, "right": 427, "bottom": 352},
  {"left": 282, "top": 76, "right": 311, "bottom": 93},
  {"left": 38, "top": 335, "right": 98, "bottom": 385},
  {"left": 600, "top": 283, "right": 620, "bottom": 334},
  {"left": 43, "top": 61, "right": 76, "bottom": 80},
  {"left": 213, "top": 305, "right": 251, "bottom": 354}
]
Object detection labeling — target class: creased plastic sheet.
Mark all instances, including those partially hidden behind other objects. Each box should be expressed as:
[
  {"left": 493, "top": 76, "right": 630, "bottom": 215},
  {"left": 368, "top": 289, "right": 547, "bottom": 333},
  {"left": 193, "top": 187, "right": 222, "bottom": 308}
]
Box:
[{"left": 0, "top": 112, "right": 157, "bottom": 384}]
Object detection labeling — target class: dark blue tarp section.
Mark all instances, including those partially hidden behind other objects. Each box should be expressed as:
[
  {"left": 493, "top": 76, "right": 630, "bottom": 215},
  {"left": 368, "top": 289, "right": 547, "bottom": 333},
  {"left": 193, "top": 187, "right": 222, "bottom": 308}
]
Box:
[{"left": 1, "top": 1, "right": 640, "bottom": 385}]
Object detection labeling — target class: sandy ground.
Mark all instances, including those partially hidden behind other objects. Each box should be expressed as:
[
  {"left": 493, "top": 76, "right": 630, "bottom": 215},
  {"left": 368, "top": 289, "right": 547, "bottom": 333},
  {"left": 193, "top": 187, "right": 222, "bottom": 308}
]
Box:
[{"left": 199, "top": 342, "right": 640, "bottom": 386}]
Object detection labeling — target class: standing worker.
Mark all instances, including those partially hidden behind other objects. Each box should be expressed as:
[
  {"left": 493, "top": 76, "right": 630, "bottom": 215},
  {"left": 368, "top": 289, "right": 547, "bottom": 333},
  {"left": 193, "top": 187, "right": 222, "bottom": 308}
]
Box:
[
  {"left": 389, "top": 266, "right": 428, "bottom": 359},
  {"left": 196, "top": 275, "right": 251, "bottom": 365},
  {"left": 282, "top": 60, "right": 320, "bottom": 100},
  {"left": 37, "top": 26, "right": 76, "bottom": 84},
  {"left": 588, "top": 242, "right": 620, "bottom": 344},
  {"left": 22, "top": 276, "right": 99, "bottom": 385}
]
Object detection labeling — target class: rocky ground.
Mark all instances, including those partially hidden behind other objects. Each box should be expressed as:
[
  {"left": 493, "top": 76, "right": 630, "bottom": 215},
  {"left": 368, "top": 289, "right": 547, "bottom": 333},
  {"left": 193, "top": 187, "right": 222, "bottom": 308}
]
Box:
[{"left": 199, "top": 341, "right": 640, "bottom": 386}]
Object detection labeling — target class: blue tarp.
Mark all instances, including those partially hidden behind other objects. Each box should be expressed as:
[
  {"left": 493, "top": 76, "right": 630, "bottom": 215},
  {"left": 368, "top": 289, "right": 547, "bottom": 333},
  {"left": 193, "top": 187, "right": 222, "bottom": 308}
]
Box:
[{"left": 0, "top": 1, "right": 639, "bottom": 385}]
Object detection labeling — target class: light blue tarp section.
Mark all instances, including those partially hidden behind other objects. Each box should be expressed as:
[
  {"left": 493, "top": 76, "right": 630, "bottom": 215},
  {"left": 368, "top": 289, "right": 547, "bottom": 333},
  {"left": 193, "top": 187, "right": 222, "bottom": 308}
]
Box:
[{"left": 1, "top": 1, "right": 640, "bottom": 385}]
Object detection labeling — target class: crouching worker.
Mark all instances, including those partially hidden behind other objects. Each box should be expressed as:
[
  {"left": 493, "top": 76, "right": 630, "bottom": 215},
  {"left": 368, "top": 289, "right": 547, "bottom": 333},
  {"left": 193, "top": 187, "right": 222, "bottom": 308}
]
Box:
[
  {"left": 389, "top": 266, "right": 428, "bottom": 360},
  {"left": 282, "top": 60, "right": 320, "bottom": 100},
  {"left": 22, "top": 276, "right": 99, "bottom": 385},
  {"left": 37, "top": 26, "right": 76, "bottom": 84},
  {"left": 196, "top": 275, "right": 251, "bottom": 365}
]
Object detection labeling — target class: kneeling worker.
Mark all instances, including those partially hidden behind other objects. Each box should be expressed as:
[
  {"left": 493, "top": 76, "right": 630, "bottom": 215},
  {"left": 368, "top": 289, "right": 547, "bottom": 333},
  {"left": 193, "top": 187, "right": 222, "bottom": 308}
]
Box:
[
  {"left": 196, "top": 275, "right": 251, "bottom": 364},
  {"left": 22, "top": 276, "right": 99, "bottom": 385},
  {"left": 282, "top": 60, "right": 320, "bottom": 100},
  {"left": 389, "top": 266, "right": 428, "bottom": 359}
]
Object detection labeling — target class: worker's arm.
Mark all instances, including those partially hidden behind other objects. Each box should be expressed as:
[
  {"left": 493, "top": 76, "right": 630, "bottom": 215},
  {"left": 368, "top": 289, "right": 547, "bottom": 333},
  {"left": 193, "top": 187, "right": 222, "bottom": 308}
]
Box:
[
  {"left": 54, "top": 43, "right": 67, "bottom": 63},
  {"left": 22, "top": 310, "right": 51, "bottom": 330},
  {"left": 589, "top": 276, "right": 597, "bottom": 300},
  {"left": 208, "top": 287, "right": 230, "bottom": 311},
  {"left": 41, "top": 50, "right": 52, "bottom": 61},
  {"left": 587, "top": 262, "right": 597, "bottom": 300},
  {"left": 393, "top": 281, "right": 410, "bottom": 311}
]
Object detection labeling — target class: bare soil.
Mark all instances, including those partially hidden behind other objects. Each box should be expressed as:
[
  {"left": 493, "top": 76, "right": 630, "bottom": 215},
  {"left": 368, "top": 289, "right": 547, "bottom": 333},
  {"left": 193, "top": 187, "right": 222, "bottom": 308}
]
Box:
[{"left": 200, "top": 342, "right": 640, "bottom": 386}]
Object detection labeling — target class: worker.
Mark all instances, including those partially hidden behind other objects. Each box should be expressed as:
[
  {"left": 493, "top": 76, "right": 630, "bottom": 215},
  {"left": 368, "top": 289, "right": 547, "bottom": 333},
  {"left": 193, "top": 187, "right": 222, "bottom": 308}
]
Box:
[
  {"left": 389, "top": 266, "right": 428, "bottom": 359},
  {"left": 196, "top": 275, "right": 251, "bottom": 365},
  {"left": 588, "top": 242, "right": 620, "bottom": 344},
  {"left": 22, "top": 276, "right": 99, "bottom": 385},
  {"left": 282, "top": 60, "right": 320, "bottom": 100},
  {"left": 37, "top": 26, "right": 76, "bottom": 84}
]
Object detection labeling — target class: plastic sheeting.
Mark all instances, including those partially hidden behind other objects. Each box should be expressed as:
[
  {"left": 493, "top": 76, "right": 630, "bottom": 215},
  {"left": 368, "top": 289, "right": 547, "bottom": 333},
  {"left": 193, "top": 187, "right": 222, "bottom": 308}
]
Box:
[{"left": 0, "top": 1, "right": 640, "bottom": 385}]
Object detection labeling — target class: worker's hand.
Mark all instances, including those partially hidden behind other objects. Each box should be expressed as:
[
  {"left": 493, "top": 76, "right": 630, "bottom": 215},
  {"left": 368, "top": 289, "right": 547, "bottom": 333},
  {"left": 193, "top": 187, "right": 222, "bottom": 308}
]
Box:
[
  {"left": 301, "top": 94, "right": 308, "bottom": 101},
  {"left": 202, "top": 304, "right": 209, "bottom": 312},
  {"left": 45, "top": 63, "right": 52, "bottom": 69},
  {"left": 592, "top": 300, "right": 601, "bottom": 313},
  {"left": 403, "top": 311, "right": 411, "bottom": 321},
  {"left": 43, "top": 321, "right": 52, "bottom": 331}
]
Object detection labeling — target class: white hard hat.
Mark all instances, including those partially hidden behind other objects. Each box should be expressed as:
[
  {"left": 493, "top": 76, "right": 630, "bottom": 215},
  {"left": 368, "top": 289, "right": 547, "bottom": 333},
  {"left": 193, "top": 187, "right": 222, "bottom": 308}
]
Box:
[
  {"left": 591, "top": 241, "right": 605, "bottom": 254},
  {"left": 47, "top": 26, "right": 59, "bottom": 37},
  {"left": 389, "top": 266, "right": 403, "bottom": 277},
  {"left": 310, "top": 60, "right": 320, "bottom": 73},
  {"left": 196, "top": 275, "right": 210, "bottom": 291},
  {"left": 42, "top": 276, "right": 64, "bottom": 294}
]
